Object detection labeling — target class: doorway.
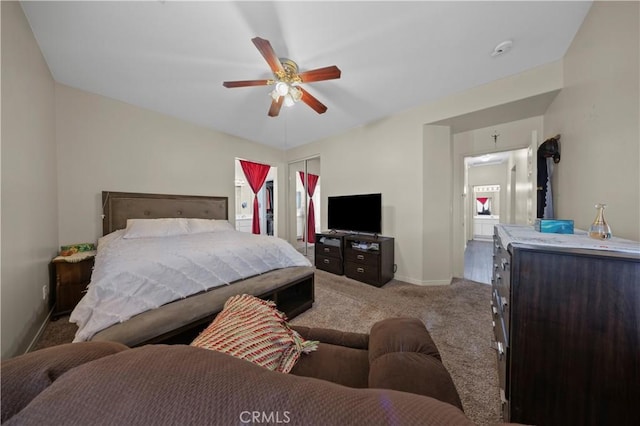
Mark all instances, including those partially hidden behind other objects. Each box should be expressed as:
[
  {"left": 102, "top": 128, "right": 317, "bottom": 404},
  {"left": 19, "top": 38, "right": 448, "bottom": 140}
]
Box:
[
  {"left": 462, "top": 148, "right": 530, "bottom": 283},
  {"left": 288, "top": 157, "right": 321, "bottom": 256},
  {"left": 234, "top": 158, "right": 277, "bottom": 236}
]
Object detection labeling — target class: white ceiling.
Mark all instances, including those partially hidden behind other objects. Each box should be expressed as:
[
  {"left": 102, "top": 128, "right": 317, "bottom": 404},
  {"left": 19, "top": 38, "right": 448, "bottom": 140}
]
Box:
[
  {"left": 466, "top": 149, "right": 522, "bottom": 167},
  {"left": 21, "top": 1, "right": 592, "bottom": 149}
]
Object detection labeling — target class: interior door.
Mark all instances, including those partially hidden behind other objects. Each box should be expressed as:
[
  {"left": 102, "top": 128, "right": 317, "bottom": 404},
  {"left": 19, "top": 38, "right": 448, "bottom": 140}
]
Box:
[{"left": 527, "top": 130, "right": 538, "bottom": 225}]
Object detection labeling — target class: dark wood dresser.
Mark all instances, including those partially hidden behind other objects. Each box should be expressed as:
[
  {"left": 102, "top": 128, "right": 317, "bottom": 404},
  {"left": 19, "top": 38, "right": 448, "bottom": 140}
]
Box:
[
  {"left": 315, "top": 232, "right": 395, "bottom": 287},
  {"left": 492, "top": 224, "right": 640, "bottom": 425}
]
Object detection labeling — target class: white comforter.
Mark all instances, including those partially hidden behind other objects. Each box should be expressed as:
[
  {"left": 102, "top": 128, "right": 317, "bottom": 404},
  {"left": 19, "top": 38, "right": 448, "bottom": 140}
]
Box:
[{"left": 70, "top": 229, "right": 311, "bottom": 342}]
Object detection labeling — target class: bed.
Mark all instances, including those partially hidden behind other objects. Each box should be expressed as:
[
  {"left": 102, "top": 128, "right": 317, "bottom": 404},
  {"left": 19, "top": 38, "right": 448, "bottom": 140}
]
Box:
[{"left": 71, "top": 191, "right": 315, "bottom": 347}]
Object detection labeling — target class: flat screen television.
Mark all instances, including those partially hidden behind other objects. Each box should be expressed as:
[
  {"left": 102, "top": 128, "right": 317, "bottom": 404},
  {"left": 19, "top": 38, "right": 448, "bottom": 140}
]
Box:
[{"left": 327, "top": 193, "right": 382, "bottom": 234}]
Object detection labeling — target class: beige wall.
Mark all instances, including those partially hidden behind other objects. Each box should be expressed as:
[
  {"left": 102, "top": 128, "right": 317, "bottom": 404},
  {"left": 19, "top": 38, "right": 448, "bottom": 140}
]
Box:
[
  {"left": 55, "top": 84, "right": 286, "bottom": 245},
  {"left": 288, "top": 65, "right": 562, "bottom": 284},
  {"left": 544, "top": 1, "right": 639, "bottom": 240},
  {"left": 287, "top": 113, "right": 426, "bottom": 284},
  {"left": 1, "top": 1, "right": 58, "bottom": 359}
]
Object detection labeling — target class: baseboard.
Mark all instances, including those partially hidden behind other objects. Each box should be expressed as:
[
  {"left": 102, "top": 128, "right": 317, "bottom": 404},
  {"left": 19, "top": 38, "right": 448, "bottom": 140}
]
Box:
[
  {"left": 393, "top": 274, "right": 452, "bottom": 286},
  {"left": 25, "top": 308, "right": 53, "bottom": 354}
]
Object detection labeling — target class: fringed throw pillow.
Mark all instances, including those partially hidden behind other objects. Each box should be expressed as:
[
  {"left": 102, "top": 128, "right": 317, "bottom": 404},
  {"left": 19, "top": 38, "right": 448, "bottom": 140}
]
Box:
[{"left": 191, "top": 294, "right": 318, "bottom": 373}]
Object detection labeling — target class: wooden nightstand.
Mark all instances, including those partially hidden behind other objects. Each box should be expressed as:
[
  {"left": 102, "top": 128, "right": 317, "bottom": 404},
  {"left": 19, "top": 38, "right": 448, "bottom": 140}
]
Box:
[{"left": 51, "top": 254, "right": 95, "bottom": 319}]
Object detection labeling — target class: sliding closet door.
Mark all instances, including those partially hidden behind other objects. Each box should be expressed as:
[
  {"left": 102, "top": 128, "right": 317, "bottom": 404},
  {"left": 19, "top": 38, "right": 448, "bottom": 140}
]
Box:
[{"left": 288, "top": 157, "right": 321, "bottom": 255}]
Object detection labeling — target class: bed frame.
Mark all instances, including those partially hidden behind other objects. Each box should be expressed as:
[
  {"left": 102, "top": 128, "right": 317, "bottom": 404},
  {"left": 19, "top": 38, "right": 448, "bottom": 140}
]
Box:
[
  {"left": 92, "top": 191, "right": 314, "bottom": 347},
  {"left": 102, "top": 191, "right": 229, "bottom": 235}
]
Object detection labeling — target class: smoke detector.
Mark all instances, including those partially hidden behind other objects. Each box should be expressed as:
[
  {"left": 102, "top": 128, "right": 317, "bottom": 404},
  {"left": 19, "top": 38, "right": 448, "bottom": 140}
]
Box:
[{"left": 491, "top": 40, "right": 513, "bottom": 57}]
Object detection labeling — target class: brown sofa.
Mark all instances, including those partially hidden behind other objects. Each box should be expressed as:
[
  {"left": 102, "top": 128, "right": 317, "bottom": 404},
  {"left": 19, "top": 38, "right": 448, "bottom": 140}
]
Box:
[{"left": 2, "top": 318, "right": 472, "bottom": 425}]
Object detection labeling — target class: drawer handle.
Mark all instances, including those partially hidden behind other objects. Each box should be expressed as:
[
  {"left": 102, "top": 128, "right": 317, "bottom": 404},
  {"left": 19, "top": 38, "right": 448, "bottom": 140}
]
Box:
[
  {"left": 356, "top": 254, "right": 364, "bottom": 260},
  {"left": 491, "top": 340, "right": 505, "bottom": 359},
  {"left": 323, "top": 259, "right": 330, "bottom": 264},
  {"left": 501, "top": 259, "right": 509, "bottom": 271},
  {"left": 323, "top": 248, "right": 330, "bottom": 253},
  {"left": 356, "top": 267, "right": 364, "bottom": 273}
]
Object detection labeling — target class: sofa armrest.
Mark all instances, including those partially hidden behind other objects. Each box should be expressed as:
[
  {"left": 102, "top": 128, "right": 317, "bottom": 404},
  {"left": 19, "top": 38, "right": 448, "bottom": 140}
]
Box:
[
  {"left": 368, "top": 317, "right": 441, "bottom": 361},
  {"left": 368, "top": 318, "right": 463, "bottom": 411},
  {"left": 1, "top": 341, "right": 128, "bottom": 423}
]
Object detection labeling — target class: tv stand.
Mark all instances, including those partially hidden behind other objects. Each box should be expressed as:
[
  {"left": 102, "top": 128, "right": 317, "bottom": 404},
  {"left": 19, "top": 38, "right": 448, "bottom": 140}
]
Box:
[
  {"left": 315, "top": 232, "right": 395, "bottom": 287},
  {"left": 314, "top": 232, "right": 348, "bottom": 275}
]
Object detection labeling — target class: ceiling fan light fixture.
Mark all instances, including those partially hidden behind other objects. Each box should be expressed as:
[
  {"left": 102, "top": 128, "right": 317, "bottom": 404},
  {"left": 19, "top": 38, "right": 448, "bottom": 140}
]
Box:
[
  {"left": 275, "top": 81, "right": 290, "bottom": 96},
  {"left": 290, "top": 86, "right": 302, "bottom": 102},
  {"left": 283, "top": 94, "right": 296, "bottom": 107}
]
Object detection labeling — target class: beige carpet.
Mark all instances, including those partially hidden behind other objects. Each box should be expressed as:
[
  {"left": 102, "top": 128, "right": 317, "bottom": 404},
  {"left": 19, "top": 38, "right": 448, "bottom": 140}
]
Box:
[{"left": 34, "top": 269, "right": 500, "bottom": 425}]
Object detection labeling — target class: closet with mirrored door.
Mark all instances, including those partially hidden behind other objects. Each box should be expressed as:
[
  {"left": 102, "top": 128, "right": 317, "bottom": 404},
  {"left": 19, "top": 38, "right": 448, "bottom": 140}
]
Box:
[{"left": 288, "top": 157, "right": 321, "bottom": 256}]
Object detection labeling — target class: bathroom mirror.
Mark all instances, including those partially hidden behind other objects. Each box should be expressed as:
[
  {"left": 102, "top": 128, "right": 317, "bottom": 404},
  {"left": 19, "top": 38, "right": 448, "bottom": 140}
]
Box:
[{"left": 476, "top": 197, "right": 492, "bottom": 215}]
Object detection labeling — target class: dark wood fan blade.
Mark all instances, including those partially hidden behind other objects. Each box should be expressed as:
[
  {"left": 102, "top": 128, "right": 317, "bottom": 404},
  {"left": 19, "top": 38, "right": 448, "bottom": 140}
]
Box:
[
  {"left": 223, "top": 79, "right": 270, "bottom": 88},
  {"left": 252, "top": 37, "right": 284, "bottom": 74},
  {"left": 299, "top": 87, "right": 328, "bottom": 114},
  {"left": 298, "top": 66, "right": 341, "bottom": 83},
  {"left": 268, "top": 96, "right": 284, "bottom": 117}
]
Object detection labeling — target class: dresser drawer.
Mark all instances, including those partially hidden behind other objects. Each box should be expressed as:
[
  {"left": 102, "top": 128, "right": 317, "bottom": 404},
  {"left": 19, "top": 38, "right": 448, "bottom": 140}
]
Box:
[
  {"left": 344, "top": 261, "right": 379, "bottom": 286},
  {"left": 315, "top": 244, "right": 342, "bottom": 259},
  {"left": 494, "top": 274, "right": 510, "bottom": 336},
  {"left": 345, "top": 249, "right": 379, "bottom": 266},
  {"left": 57, "top": 281, "right": 88, "bottom": 313},
  {"left": 492, "top": 295, "right": 509, "bottom": 401},
  {"left": 56, "top": 260, "right": 93, "bottom": 285},
  {"left": 316, "top": 254, "right": 344, "bottom": 275}
]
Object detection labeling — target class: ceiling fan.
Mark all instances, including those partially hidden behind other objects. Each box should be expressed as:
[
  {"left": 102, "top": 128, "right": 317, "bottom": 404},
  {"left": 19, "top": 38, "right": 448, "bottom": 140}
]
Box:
[{"left": 223, "top": 37, "right": 341, "bottom": 117}]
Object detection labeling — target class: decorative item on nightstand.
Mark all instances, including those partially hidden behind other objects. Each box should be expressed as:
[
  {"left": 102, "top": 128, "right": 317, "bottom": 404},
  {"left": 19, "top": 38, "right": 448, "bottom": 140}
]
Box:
[{"left": 588, "top": 203, "right": 612, "bottom": 240}]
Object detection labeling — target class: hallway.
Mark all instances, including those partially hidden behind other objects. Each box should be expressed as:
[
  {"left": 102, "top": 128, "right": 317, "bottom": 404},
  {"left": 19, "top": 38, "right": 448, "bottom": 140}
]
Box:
[{"left": 464, "top": 240, "right": 493, "bottom": 284}]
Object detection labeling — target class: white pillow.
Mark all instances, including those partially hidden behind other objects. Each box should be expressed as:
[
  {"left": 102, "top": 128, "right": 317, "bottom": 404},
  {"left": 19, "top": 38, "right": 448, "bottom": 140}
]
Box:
[
  {"left": 123, "top": 218, "right": 190, "bottom": 239},
  {"left": 187, "top": 218, "right": 235, "bottom": 234}
]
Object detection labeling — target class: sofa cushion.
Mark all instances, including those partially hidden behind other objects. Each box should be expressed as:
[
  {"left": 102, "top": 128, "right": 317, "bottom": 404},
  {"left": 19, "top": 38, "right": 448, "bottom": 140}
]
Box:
[
  {"left": 4, "top": 345, "right": 474, "bottom": 425},
  {"left": 290, "top": 326, "right": 370, "bottom": 388},
  {"left": 191, "top": 294, "right": 318, "bottom": 373},
  {"left": 1, "top": 341, "right": 128, "bottom": 423},
  {"left": 290, "top": 342, "right": 369, "bottom": 388}
]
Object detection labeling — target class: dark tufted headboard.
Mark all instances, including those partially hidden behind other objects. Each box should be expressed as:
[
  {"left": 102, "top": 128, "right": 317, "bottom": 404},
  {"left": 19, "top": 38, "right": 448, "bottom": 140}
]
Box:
[{"left": 102, "top": 191, "right": 228, "bottom": 236}]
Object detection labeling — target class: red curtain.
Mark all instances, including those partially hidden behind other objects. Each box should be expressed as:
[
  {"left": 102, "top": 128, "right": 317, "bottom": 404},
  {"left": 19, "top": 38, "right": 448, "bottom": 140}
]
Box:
[
  {"left": 476, "top": 197, "right": 489, "bottom": 205},
  {"left": 299, "top": 172, "right": 319, "bottom": 243},
  {"left": 240, "top": 159, "right": 271, "bottom": 234}
]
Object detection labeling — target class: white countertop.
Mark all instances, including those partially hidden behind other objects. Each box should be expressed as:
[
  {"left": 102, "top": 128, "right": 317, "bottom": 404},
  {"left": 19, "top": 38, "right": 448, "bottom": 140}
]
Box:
[{"left": 497, "top": 224, "right": 640, "bottom": 254}]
